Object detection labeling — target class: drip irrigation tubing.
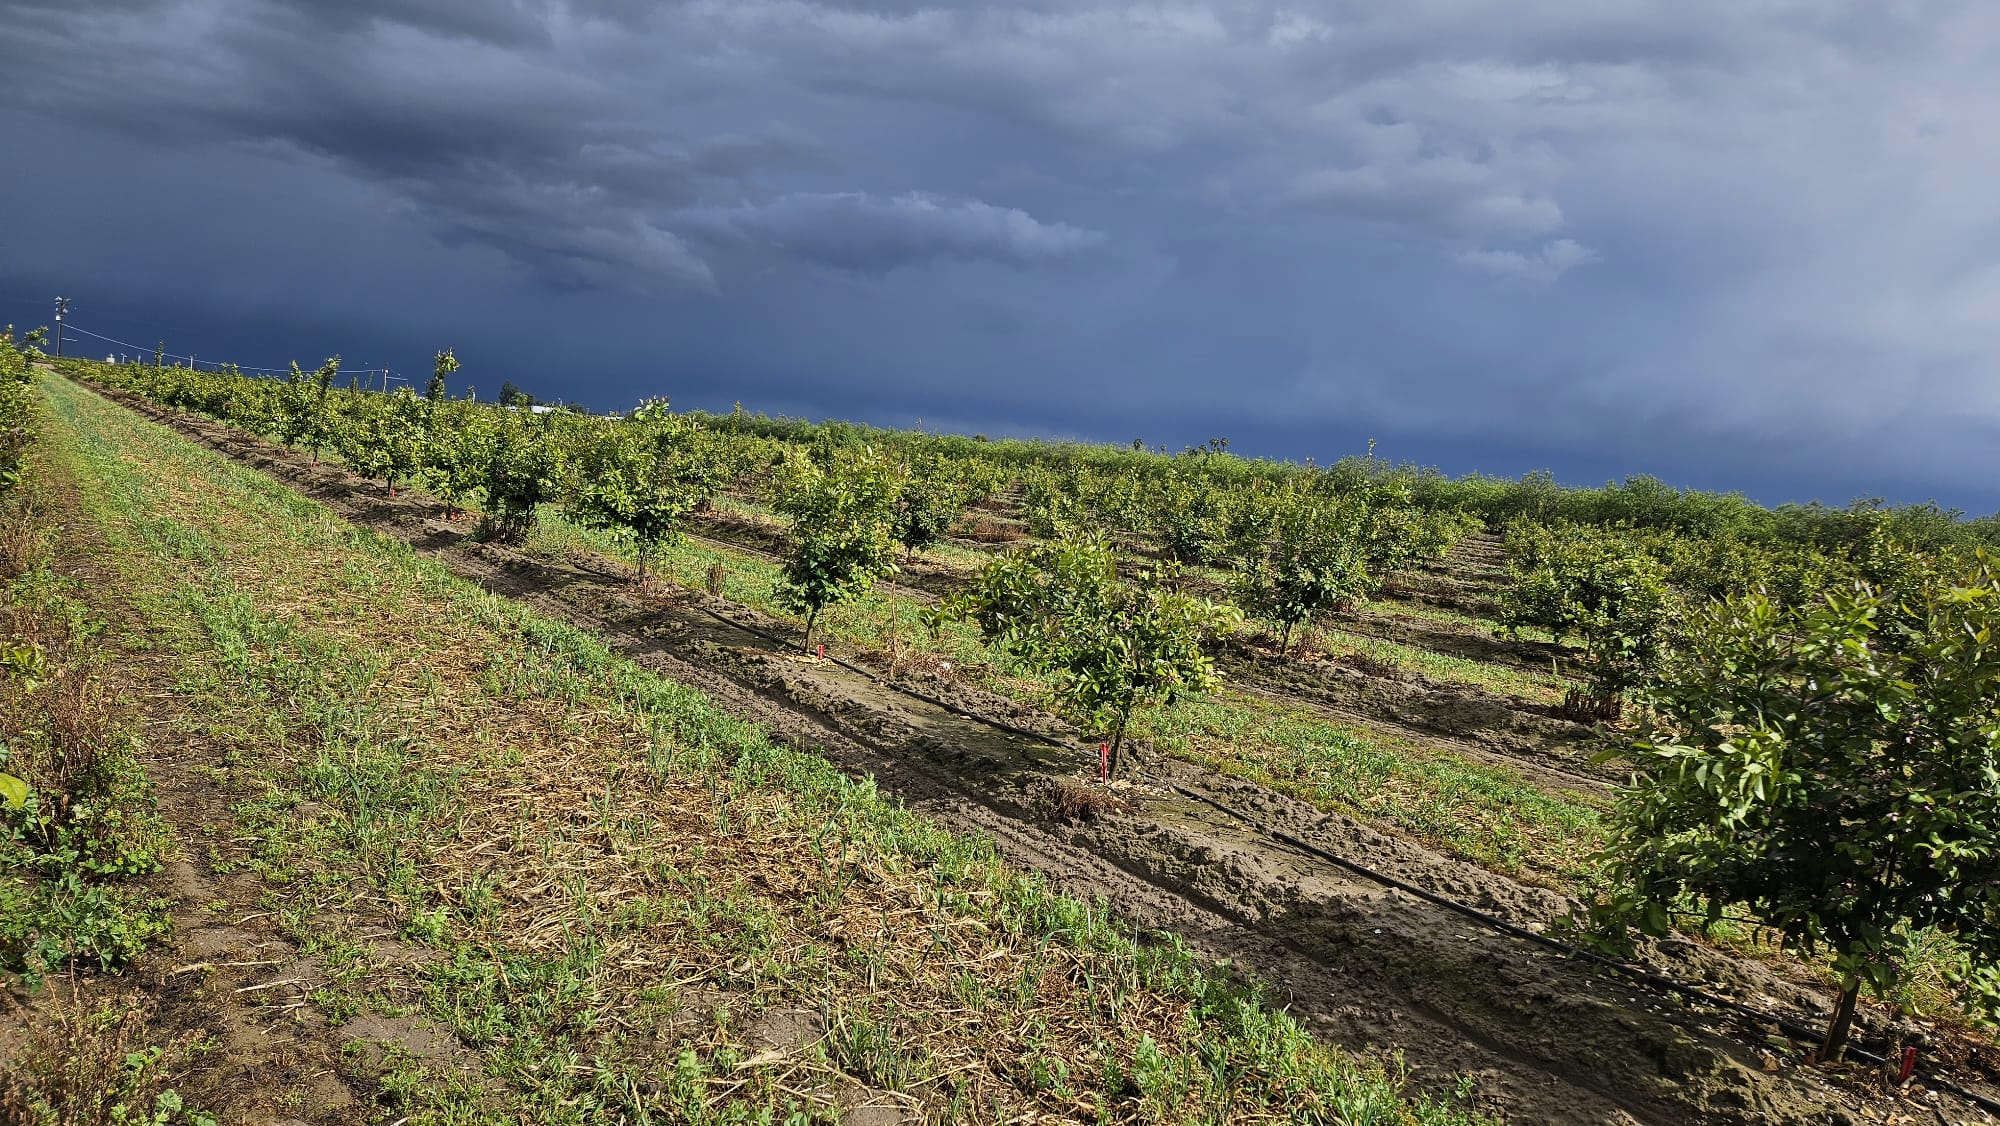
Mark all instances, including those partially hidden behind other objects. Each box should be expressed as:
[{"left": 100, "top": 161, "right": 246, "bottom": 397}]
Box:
[
  {"left": 107, "top": 382, "right": 2000, "bottom": 1120},
  {"left": 1166, "top": 779, "right": 2000, "bottom": 1117}
]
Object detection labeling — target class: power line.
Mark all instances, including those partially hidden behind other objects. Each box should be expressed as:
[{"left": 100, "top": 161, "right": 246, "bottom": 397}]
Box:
[{"left": 58, "top": 321, "right": 386, "bottom": 376}]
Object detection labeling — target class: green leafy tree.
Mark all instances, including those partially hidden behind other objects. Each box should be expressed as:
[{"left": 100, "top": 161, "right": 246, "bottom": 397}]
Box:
[
  {"left": 381, "top": 387, "right": 427, "bottom": 494},
  {"left": 332, "top": 385, "right": 420, "bottom": 493},
  {"left": 1359, "top": 500, "right": 1477, "bottom": 587},
  {"left": 1500, "top": 525, "right": 1677, "bottom": 700},
  {"left": 1020, "top": 466, "right": 1086, "bottom": 539},
  {"left": 1147, "top": 467, "right": 1230, "bottom": 571},
  {"left": 428, "top": 348, "right": 459, "bottom": 403},
  {"left": 773, "top": 446, "right": 903, "bottom": 652},
  {"left": 891, "top": 454, "right": 969, "bottom": 561},
  {"left": 478, "top": 409, "right": 562, "bottom": 541},
  {"left": 562, "top": 400, "right": 721, "bottom": 590},
  {"left": 1234, "top": 490, "right": 1371, "bottom": 655},
  {"left": 277, "top": 357, "right": 340, "bottom": 463},
  {"left": 950, "top": 537, "right": 1240, "bottom": 777},
  {"left": 1598, "top": 554, "right": 2000, "bottom": 1059},
  {"left": 0, "top": 330, "right": 35, "bottom": 495},
  {"left": 420, "top": 401, "right": 490, "bottom": 521}
]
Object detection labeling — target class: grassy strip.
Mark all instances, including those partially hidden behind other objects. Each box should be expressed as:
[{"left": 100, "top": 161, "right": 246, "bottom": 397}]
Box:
[
  {"left": 1311, "top": 630, "right": 1563, "bottom": 704},
  {"left": 0, "top": 455, "right": 173, "bottom": 989},
  {"left": 43, "top": 373, "right": 1490, "bottom": 1123},
  {"left": 532, "top": 512, "right": 1604, "bottom": 887},
  {"left": 1133, "top": 691, "right": 1600, "bottom": 879},
  {"left": 0, "top": 377, "right": 214, "bottom": 1124}
]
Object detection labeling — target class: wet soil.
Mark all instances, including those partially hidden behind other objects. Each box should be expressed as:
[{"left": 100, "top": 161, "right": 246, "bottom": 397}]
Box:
[{"left": 84, "top": 384, "right": 2000, "bottom": 1126}]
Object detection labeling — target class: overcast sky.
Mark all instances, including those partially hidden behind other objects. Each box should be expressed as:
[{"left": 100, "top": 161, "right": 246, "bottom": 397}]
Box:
[{"left": 3, "top": 1, "right": 1996, "bottom": 512}]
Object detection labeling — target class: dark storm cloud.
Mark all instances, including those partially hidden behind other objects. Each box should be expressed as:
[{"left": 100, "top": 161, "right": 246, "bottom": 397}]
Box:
[
  {"left": 3, "top": 0, "right": 1998, "bottom": 511},
  {"left": 694, "top": 192, "right": 1104, "bottom": 275}
]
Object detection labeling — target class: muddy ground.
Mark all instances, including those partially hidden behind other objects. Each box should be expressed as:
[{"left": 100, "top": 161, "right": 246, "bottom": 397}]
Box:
[{"left": 71, "top": 384, "right": 2000, "bottom": 1125}]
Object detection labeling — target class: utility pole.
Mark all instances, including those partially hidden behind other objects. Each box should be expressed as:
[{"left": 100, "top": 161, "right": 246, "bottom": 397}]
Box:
[{"left": 52, "top": 296, "right": 69, "bottom": 357}]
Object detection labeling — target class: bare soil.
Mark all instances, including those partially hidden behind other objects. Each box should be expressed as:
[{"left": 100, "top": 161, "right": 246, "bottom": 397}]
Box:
[{"left": 79, "top": 385, "right": 2000, "bottom": 1126}]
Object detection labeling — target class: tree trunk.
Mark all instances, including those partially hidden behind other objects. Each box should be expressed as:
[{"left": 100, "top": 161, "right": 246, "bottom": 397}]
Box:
[
  {"left": 637, "top": 543, "right": 650, "bottom": 594},
  {"left": 1107, "top": 711, "right": 1130, "bottom": 779},
  {"left": 804, "top": 607, "right": 820, "bottom": 655},
  {"left": 1280, "top": 619, "right": 1296, "bottom": 657},
  {"left": 1821, "top": 979, "right": 1862, "bottom": 1062}
]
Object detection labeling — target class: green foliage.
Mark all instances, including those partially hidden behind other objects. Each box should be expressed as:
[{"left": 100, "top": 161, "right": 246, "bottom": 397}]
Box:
[
  {"left": 276, "top": 357, "right": 339, "bottom": 459},
  {"left": 1360, "top": 499, "right": 1478, "bottom": 582},
  {"left": 949, "top": 536, "right": 1240, "bottom": 776},
  {"left": 1233, "top": 487, "right": 1370, "bottom": 654},
  {"left": 1020, "top": 465, "right": 1086, "bottom": 539},
  {"left": 418, "top": 400, "right": 489, "bottom": 519},
  {"left": 0, "top": 328, "right": 37, "bottom": 495},
  {"left": 890, "top": 453, "right": 970, "bottom": 558},
  {"left": 772, "top": 445, "right": 903, "bottom": 650},
  {"left": 1146, "top": 466, "right": 1231, "bottom": 569},
  {"left": 1597, "top": 554, "right": 2000, "bottom": 1053},
  {"left": 561, "top": 400, "right": 721, "bottom": 586},
  {"left": 1499, "top": 523, "right": 1678, "bottom": 699},
  {"left": 477, "top": 409, "right": 565, "bottom": 541},
  {"left": 331, "top": 384, "right": 423, "bottom": 491},
  {"left": 428, "top": 347, "right": 459, "bottom": 402}
]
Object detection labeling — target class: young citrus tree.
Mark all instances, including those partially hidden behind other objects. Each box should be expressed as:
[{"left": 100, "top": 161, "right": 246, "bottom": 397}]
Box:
[
  {"left": 949, "top": 536, "right": 1240, "bottom": 778},
  {"left": 278, "top": 357, "right": 340, "bottom": 462},
  {"left": 1146, "top": 467, "right": 1230, "bottom": 571},
  {"left": 1600, "top": 553, "right": 2000, "bottom": 1059},
  {"left": 562, "top": 400, "right": 721, "bottom": 591},
  {"left": 773, "top": 445, "right": 903, "bottom": 652},
  {"left": 0, "top": 329, "right": 35, "bottom": 495},
  {"left": 1233, "top": 489, "right": 1370, "bottom": 655},
  {"left": 1021, "top": 466, "right": 1087, "bottom": 539},
  {"left": 478, "top": 409, "right": 563, "bottom": 541},
  {"left": 419, "top": 400, "right": 488, "bottom": 521},
  {"left": 1500, "top": 524, "right": 1677, "bottom": 700},
  {"left": 427, "top": 348, "right": 459, "bottom": 403},
  {"left": 891, "top": 453, "right": 969, "bottom": 561}
]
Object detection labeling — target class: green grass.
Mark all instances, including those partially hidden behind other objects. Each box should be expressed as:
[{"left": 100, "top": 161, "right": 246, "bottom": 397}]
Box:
[
  {"left": 42, "top": 371, "right": 1492, "bottom": 1124},
  {"left": 1130, "top": 691, "right": 1601, "bottom": 880},
  {"left": 530, "top": 510, "right": 1604, "bottom": 887},
  {"left": 1314, "top": 630, "right": 1566, "bottom": 703},
  {"left": 0, "top": 492, "right": 174, "bottom": 989}
]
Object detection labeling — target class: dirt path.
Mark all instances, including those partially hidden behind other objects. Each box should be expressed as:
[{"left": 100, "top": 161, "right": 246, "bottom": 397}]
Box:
[
  {"left": 90, "top": 385, "right": 1978, "bottom": 1126},
  {"left": 16, "top": 462, "right": 420, "bottom": 1123}
]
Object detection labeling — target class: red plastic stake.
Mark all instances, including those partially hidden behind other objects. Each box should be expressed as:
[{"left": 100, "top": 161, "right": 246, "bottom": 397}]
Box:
[
  {"left": 816, "top": 643, "right": 825, "bottom": 659},
  {"left": 1099, "top": 743, "right": 1109, "bottom": 783},
  {"left": 1899, "top": 1046, "right": 1916, "bottom": 1082}
]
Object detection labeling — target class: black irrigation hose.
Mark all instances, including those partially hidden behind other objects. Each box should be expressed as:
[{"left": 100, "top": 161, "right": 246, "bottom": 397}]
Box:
[
  {"left": 1167, "top": 781, "right": 2000, "bottom": 1119},
  {"left": 116, "top": 384, "right": 2000, "bottom": 1120},
  {"left": 676, "top": 597, "right": 1080, "bottom": 753}
]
